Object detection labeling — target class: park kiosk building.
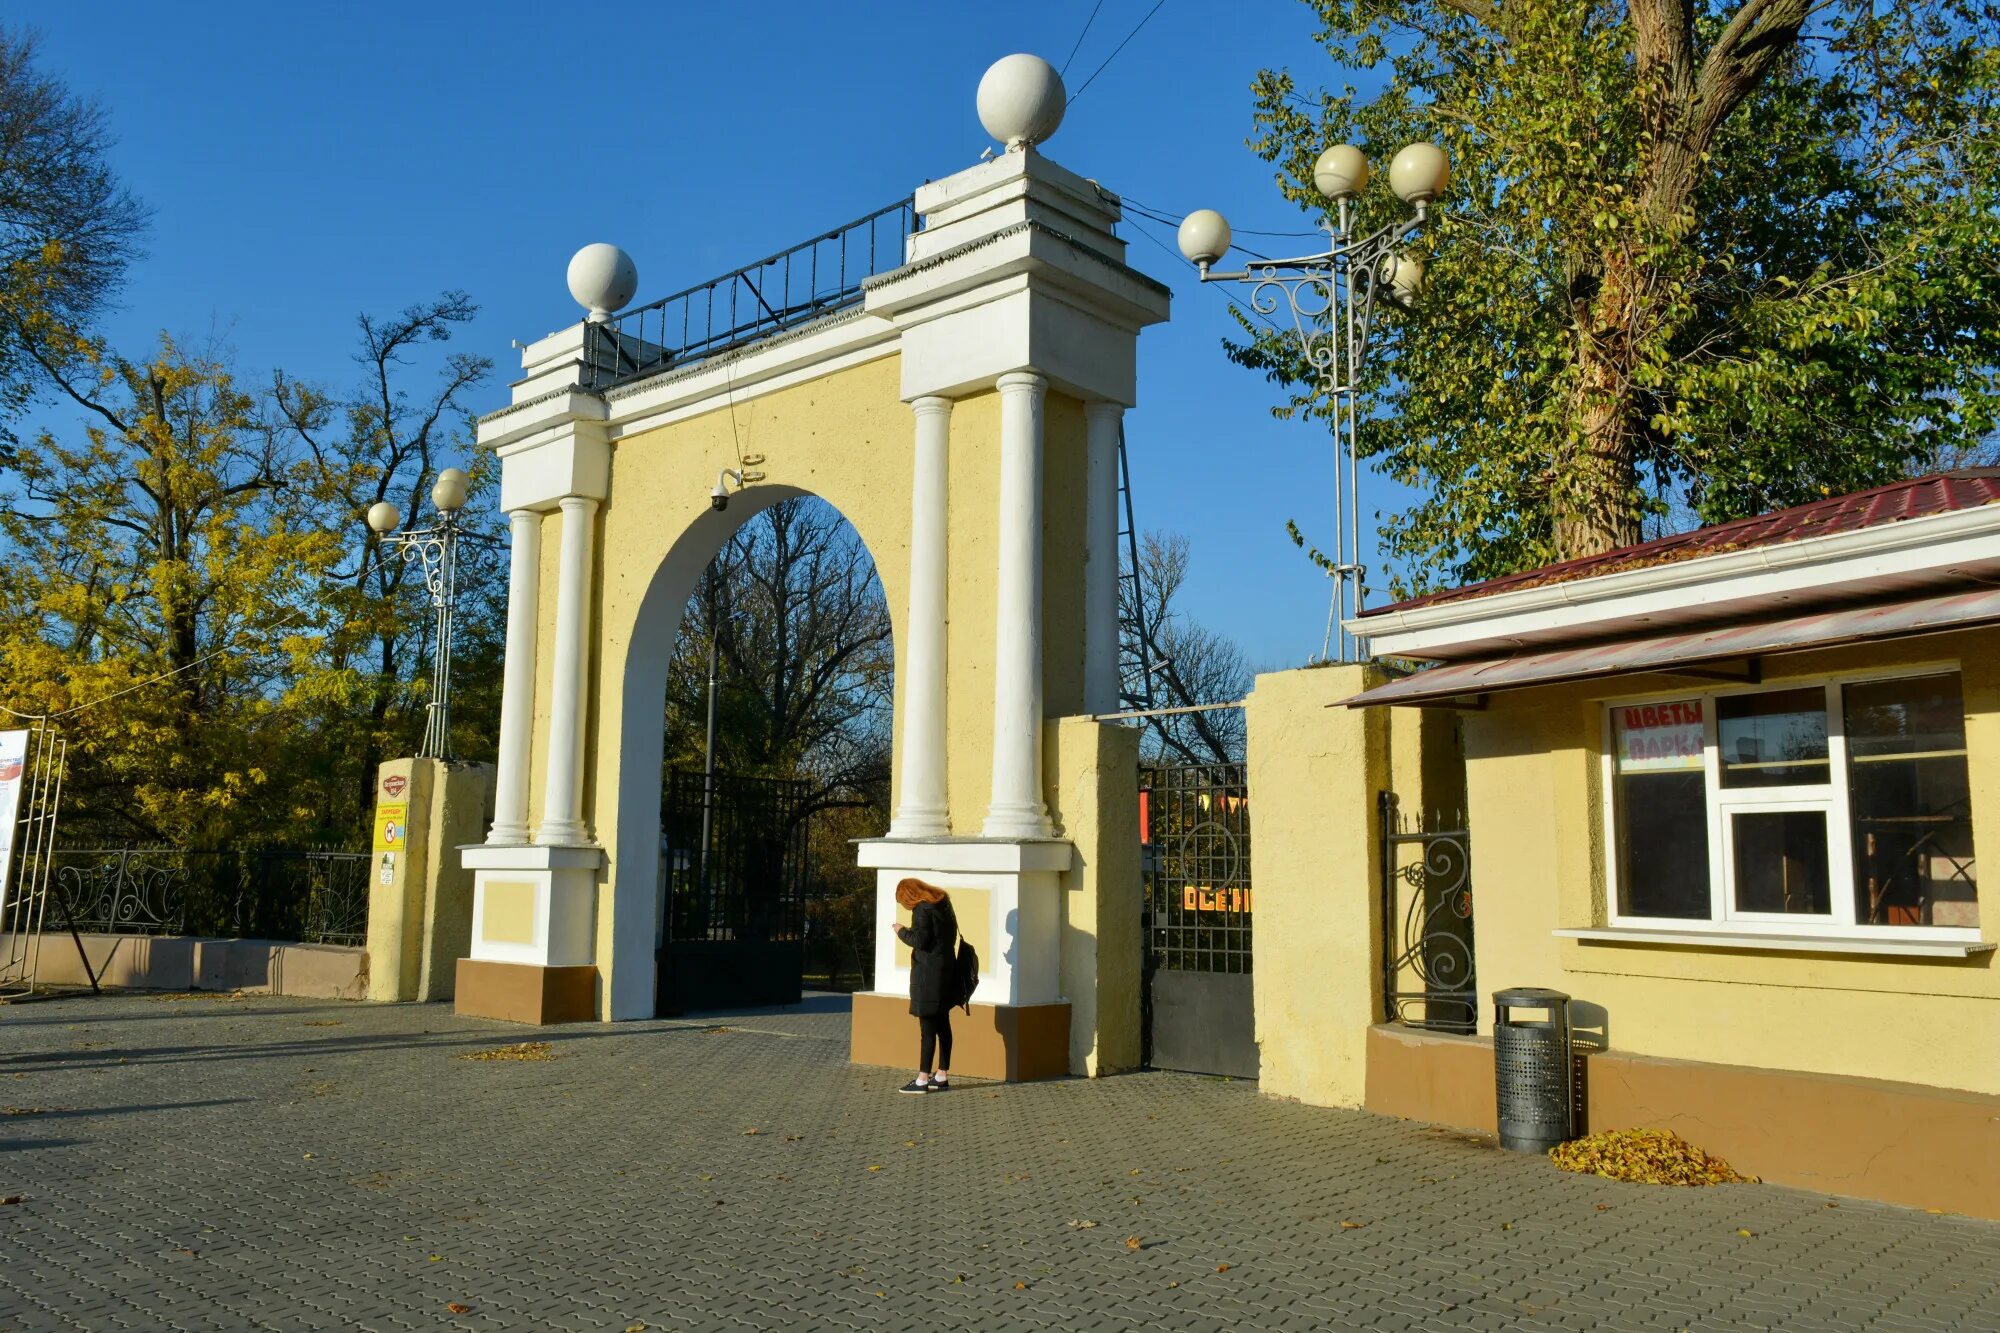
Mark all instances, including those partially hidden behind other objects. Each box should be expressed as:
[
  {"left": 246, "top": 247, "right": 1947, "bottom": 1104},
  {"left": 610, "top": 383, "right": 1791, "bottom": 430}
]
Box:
[{"left": 1345, "top": 470, "right": 2000, "bottom": 1217}]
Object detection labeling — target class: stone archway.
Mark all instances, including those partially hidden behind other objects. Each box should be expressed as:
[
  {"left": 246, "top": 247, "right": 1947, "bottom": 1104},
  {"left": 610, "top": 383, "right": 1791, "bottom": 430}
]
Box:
[{"left": 454, "top": 115, "right": 1169, "bottom": 1080}]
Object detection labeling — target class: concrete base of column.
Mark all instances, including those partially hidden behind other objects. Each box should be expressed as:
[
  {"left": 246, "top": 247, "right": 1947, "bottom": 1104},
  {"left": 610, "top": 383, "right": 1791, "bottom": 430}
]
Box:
[
  {"left": 849, "top": 992, "right": 1071, "bottom": 1082},
  {"left": 455, "top": 959, "right": 597, "bottom": 1025}
]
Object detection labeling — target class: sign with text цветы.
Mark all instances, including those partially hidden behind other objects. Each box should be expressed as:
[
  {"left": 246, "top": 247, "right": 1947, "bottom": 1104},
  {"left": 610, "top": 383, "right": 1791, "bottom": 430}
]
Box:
[{"left": 1616, "top": 700, "right": 1704, "bottom": 772}]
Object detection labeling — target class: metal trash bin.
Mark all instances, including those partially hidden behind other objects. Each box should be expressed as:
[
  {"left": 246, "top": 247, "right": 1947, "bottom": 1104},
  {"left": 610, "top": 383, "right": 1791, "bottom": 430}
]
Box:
[{"left": 1492, "top": 987, "right": 1574, "bottom": 1153}]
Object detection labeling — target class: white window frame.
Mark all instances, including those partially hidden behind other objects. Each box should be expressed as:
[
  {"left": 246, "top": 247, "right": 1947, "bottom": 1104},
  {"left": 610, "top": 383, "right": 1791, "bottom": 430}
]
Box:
[{"left": 1600, "top": 665, "right": 1980, "bottom": 944}]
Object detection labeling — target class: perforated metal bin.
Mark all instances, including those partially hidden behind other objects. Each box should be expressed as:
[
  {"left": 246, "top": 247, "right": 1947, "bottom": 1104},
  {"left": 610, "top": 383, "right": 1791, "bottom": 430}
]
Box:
[{"left": 1492, "top": 987, "right": 1574, "bottom": 1153}]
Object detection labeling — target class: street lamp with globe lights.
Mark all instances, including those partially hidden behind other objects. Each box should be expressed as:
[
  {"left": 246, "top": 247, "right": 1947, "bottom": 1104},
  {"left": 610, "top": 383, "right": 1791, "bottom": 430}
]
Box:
[
  {"left": 365, "top": 466, "right": 492, "bottom": 760},
  {"left": 1179, "top": 140, "right": 1450, "bottom": 662}
]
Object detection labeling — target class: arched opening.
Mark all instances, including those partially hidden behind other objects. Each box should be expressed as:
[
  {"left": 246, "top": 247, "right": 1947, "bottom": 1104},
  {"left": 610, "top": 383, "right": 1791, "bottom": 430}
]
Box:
[{"left": 611, "top": 487, "right": 894, "bottom": 1018}]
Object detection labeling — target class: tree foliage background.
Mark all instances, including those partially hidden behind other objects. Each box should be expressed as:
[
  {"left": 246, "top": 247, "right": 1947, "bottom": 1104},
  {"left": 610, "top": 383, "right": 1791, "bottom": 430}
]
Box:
[
  {"left": 0, "top": 28, "right": 497, "bottom": 851},
  {"left": 1234, "top": 0, "right": 2000, "bottom": 593}
]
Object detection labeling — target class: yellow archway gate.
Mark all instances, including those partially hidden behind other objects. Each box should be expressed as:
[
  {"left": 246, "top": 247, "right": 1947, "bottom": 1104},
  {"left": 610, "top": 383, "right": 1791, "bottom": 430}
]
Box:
[{"left": 455, "top": 62, "right": 1170, "bottom": 1080}]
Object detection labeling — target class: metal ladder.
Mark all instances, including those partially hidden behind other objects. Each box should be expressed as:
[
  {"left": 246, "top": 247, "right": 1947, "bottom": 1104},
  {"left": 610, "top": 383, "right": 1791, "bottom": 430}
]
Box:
[
  {"left": 1116, "top": 420, "right": 1164, "bottom": 714},
  {"left": 0, "top": 724, "right": 68, "bottom": 998}
]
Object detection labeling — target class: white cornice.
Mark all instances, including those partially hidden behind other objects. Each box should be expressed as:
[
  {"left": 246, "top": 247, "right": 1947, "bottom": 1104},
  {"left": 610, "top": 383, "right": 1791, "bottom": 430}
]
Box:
[{"left": 1349, "top": 502, "right": 2000, "bottom": 661}]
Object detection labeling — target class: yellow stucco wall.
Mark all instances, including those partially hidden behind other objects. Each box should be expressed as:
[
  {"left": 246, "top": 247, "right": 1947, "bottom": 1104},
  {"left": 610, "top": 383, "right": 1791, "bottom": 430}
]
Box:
[
  {"left": 1245, "top": 664, "right": 1391, "bottom": 1107},
  {"left": 1464, "top": 630, "right": 2000, "bottom": 1094},
  {"left": 1053, "top": 715, "right": 1142, "bottom": 1076}
]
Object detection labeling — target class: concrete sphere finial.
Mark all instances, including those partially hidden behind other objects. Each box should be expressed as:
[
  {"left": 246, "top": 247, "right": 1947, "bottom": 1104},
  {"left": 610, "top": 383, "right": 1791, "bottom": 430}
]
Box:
[
  {"left": 567, "top": 243, "right": 639, "bottom": 323},
  {"left": 977, "top": 54, "right": 1066, "bottom": 152}
]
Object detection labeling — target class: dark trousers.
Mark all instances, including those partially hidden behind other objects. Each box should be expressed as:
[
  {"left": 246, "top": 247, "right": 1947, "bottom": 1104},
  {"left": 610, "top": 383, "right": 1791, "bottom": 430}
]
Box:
[{"left": 919, "top": 1011, "right": 953, "bottom": 1073}]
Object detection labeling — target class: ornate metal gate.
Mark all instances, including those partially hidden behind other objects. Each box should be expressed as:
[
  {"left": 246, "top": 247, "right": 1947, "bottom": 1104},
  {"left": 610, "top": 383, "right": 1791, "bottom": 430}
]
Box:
[
  {"left": 656, "top": 768, "right": 812, "bottom": 1014},
  {"left": 1379, "top": 792, "right": 1476, "bottom": 1033},
  {"left": 1141, "top": 763, "right": 1257, "bottom": 1078}
]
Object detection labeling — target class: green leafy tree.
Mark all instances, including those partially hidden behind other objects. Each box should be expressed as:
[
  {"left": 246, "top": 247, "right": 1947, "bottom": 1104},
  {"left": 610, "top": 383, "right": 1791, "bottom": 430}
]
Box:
[
  {"left": 0, "top": 333, "right": 335, "bottom": 845},
  {"left": 0, "top": 28, "right": 147, "bottom": 459},
  {"left": 1235, "top": 0, "right": 2000, "bottom": 590}
]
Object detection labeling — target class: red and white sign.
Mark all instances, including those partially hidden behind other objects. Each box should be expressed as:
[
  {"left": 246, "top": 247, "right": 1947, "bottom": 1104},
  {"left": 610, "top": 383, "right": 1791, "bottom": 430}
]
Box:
[
  {"left": 381, "top": 774, "right": 408, "bottom": 798},
  {"left": 1617, "top": 700, "right": 1705, "bottom": 772}
]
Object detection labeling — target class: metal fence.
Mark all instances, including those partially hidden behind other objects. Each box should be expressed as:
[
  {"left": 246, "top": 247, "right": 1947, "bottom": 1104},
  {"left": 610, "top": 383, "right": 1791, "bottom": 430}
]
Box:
[
  {"left": 582, "top": 198, "right": 916, "bottom": 391},
  {"left": 1141, "top": 764, "right": 1252, "bottom": 974},
  {"left": 1379, "top": 792, "right": 1476, "bottom": 1033},
  {"left": 661, "top": 770, "right": 812, "bottom": 944},
  {"left": 42, "top": 847, "right": 371, "bottom": 947}
]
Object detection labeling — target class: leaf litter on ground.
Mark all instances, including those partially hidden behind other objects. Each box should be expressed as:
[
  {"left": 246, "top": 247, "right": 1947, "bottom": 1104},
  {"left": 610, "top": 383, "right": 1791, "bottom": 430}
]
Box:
[
  {"left": 1549, "top": 1127, "right": 1755, "bottom": 1186},
  {"left": 457, "top": 1041, "right": 554, "bottom": 1062}
]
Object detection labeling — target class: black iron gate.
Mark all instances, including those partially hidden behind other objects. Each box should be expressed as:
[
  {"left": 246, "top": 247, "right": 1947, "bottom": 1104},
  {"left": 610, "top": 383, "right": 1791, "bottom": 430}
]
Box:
[
  {"left": 1379, "top": 792, "right": 1476, "bottom": 1033},
  {"left": 1141, "top": 763, "right": 1257, "bottom": 1079},
  {"left": 657, "top": 769, "right": 812, "bottom": 1014}
]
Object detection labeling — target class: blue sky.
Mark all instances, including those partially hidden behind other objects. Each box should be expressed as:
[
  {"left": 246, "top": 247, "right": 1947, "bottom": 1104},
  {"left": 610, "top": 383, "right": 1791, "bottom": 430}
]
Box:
[{"left": 27, "top": 0, "right": 1416, "bottom": 671}]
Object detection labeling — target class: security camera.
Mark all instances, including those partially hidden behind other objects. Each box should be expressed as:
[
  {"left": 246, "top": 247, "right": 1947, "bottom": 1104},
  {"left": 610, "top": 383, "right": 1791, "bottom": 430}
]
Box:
[{"left": 710, "top": 479, "right": 730, "bottom": 512}]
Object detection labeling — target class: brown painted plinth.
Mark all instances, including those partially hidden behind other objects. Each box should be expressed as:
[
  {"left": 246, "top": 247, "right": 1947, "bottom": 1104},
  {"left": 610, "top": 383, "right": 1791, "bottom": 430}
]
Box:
[
  {"left": 454, "top": 959, "right": 596, "bottom": 1025},
  {"left": 850, "top": 992, "right": 1070, "bottom": 1082},
  {"left": 1364, "top": 1023, "right": 2000, "bottom": 1220}
]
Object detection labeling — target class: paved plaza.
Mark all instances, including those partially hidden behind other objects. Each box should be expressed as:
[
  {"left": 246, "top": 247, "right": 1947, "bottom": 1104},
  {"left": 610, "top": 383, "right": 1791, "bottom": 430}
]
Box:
[{"left": 1, "top": 993, "right": 1996, "bottom": 1332}]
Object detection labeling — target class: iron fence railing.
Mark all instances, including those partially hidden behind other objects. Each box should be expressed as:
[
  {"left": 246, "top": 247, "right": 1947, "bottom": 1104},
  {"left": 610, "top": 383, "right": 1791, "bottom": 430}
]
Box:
[
  {"left": 660, "top": 770, "right": 812, "bottom": 944},
  {"left": 1141, "top": 764, "right": 1252, "bottom": 974},
  {"left": 41, "top": 847, "right": 371, "bottom": 947},
  {"left": 1379, "top": 792, "right": 1475, "bottom": 1033},
  {"left": 582, "top": 198, "right": 916, "bottom": 390}
]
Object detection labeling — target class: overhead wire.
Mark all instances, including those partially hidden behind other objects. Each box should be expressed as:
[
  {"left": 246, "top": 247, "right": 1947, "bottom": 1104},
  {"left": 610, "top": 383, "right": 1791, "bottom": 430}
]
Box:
[
  {"left": 1059, "top": 0, "right": 1106, "bottom": 77},
  {"left": 1066, "top": 0, "right": 1169, "bottom": 106}
]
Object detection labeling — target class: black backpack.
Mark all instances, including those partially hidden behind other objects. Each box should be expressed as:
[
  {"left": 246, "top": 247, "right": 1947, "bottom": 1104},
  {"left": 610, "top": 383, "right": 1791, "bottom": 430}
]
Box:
[{"left": 952, "top": 936, "right": 979, "bottom": 1012}]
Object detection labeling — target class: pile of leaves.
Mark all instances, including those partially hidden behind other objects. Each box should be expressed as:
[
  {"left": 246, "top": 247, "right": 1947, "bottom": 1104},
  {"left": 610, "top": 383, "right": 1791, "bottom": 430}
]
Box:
[
  {"left": 1549, "top": 1128, "right": 1755, "bottom": 1186},
  {"left": 457, "top": 1041, "right": 554, "bottom": 1062}
]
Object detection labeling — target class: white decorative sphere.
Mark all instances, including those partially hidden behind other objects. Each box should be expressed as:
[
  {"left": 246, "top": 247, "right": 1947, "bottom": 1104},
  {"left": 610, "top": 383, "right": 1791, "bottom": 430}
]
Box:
[
  {"left": 1313, "top": 144, "right": 1370, "bottom": 201},
  {"left": 566, "top": 243, "right": 639, "bottom": 322},
  {"left": 1176, "top": 209, "right": 1232, "bottom": 268},
  {"left": 431, "top": 467, "right": 470, "bottom": 513},
  {"left": 976, "top": 54, "right": 1066, "bottom": 151},
  {"left": 1388, "top": 142, "right": 1451, "bottom": 205},
  {"left": 366, "top": 501, "right": 401, "bottom": 534}
]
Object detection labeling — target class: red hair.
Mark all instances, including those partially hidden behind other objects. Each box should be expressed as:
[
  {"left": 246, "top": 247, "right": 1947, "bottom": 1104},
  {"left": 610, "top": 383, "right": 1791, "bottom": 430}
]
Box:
[{"left": 895, "top": 877, "right": 947, "bottom": 909}]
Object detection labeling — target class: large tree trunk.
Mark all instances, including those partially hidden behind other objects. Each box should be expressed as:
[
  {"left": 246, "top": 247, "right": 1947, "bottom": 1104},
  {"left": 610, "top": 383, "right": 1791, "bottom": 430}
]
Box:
[{"left": 1555, "top": 249, "right": 1647, "bottom": 558}]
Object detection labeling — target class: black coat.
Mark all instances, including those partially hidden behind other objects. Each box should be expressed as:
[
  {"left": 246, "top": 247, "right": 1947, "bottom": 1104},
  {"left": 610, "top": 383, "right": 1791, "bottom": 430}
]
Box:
[{"left": 897, "top": 897, "right": 958, "bottom": 1018}]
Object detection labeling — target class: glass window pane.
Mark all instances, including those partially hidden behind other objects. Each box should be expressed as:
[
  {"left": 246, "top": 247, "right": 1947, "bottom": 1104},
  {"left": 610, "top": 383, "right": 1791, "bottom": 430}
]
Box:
[
  {"left": 1616, "top": 771, "right": 1710, "bottom": 918},
  {"left": 1718, "top": 688, "right": 1829, "bottom": 788},
  {"left": 1612, "top": 701, "right": 1710, "bottom": 919},
  {"left": 1845, "top": 674, "right": 1978, "bottom": 928},
  {"left": 1730, "top": 810, "right": 1831, "bottom": 915}
]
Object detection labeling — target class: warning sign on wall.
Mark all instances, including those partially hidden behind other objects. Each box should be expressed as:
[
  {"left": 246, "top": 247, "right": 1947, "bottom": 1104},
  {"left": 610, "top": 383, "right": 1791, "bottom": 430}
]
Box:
[{"left": 373, "top": 802, "right": 408, "bottom": 852}]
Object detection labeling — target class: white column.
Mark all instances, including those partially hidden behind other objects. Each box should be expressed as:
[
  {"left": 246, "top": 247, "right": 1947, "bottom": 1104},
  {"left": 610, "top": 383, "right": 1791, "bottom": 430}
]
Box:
[
  {"left": 535, "top": 495, "right": 598, "bottom": 846},
  {"left": 486, "top": 507, "right": 543, "bottom": 844},
  {"left": 890, "top": 396, "right": 952, "bottom": 837},
  {"left": 1083, "top": 401, "right": 1124, "bottom": 716},
  {"left": 983, "top": 371, "right": 1053, "bottom": 839}
]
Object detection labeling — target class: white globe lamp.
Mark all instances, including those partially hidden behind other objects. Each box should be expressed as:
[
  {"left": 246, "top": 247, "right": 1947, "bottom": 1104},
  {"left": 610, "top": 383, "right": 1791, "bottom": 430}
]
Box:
[
  {"left": 1176, "top": 209, "right": 1233, "bottom": 269},
  {"left": 431, "top": 467, "right": 470, "bottom": 513},
  {"left": 1388, "top": 143, "right": 1451, "bottom": 205},
  {"left": 1384, "top": 252, "right": 1425, "bottom": 306},
  {"left": 976, "top": 54, "right": 1066, "bottom": 152},
  {"left": 1313, "top": 145, "right": 1370, "bottom": 202},
  {"left": 366, "top": 501, "right": 401, "bottom": 535},
  {"left": 567, "top": 243, "right": 639, "bottom": 323}
]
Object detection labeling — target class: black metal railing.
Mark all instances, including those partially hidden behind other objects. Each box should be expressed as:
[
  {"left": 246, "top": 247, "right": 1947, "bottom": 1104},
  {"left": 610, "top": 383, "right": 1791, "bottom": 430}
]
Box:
[
  {"left": 1379, "top": 792, "right": 1475, "bottom": 1033},
  {"left": 42, "top": 847, "right": 371, "bottom": 947},
  {"left": 1141, "top": 764, "right": 1252, "bottom": 974},
  {"left": 661, "top": 770, "right": 812, "bottom": 944},
  {"left": 582, "top": 198, "right": 916, "bottom": 390}
]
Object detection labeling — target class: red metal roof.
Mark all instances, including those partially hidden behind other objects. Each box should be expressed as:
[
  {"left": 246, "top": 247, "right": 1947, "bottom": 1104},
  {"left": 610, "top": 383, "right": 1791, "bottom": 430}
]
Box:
[{"left": 1364, "top": 470, "right": 2000, "bottom": 617}]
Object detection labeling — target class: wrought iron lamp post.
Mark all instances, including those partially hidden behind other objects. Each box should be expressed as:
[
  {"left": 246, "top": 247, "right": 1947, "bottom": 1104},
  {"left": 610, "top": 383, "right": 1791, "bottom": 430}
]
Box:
[
  {"left": 365, "top": 468, "right": 480, "bottom": 760},
  {"left": 1178, "top": 142, "right": 1450, "bottom": 662}
]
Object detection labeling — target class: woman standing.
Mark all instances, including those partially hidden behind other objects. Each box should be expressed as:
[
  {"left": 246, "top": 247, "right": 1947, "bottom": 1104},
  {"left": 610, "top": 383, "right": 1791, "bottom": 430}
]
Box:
[{"left": 892, "top": 877, "right": 958, "bottom": 1094}]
